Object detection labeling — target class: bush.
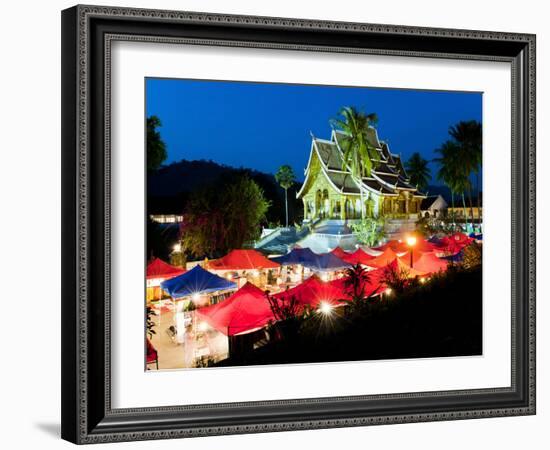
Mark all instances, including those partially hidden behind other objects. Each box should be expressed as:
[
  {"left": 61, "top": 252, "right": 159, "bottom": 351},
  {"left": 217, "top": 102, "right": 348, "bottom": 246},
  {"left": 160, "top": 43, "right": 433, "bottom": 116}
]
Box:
[{"left": 350, "top": 217, "right": 385, "bottom": 246}]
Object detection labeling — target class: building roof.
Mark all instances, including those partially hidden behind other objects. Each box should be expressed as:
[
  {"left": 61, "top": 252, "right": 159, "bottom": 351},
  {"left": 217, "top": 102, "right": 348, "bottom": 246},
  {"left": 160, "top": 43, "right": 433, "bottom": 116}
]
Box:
[
  {"left": 420, "top": 194, "right": 447, "bottom": 211},
  {"left": 297, "top": 129, "right": 426, "bottom": 199}
]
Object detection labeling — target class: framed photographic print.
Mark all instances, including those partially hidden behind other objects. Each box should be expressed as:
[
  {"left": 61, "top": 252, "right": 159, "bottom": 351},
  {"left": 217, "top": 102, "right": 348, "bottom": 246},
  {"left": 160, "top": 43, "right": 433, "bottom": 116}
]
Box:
[{"left": 61, "top": 5, "right": 536, "bottom": 444}]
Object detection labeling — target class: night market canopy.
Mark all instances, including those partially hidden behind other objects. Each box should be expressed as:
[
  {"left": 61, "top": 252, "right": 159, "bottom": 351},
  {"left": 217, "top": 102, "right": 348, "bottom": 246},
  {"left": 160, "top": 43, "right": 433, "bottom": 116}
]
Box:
[
  {"left": 439, "top": 233, "right": 474, "bottom": 255},
  {"left": 196, "top": 282, "right": 275, "bottom": 336},
  {"left": 373, "top": 240, "right": 409, "bottom": 254},
  {"left": 272, "top": 247, "right": 318, "bottom": 266},
  {"left": 330, "top": 247, "right": 350, "bottom": 260},
  {"left": 365, "top": 247, "right": 401, "bottom": 269},
  {"left": 146, "top": 257, "right": 186, "bottom": 280},
  {"left": 273, "top": 275, "right": 347, "bottom": 309},
  {"left": 208, "top": 249, "right": 280, "bottom": 271},
  {"left": 306, "top": 252, "right": 352, "bottom": 272},
  {"left": 399, "top": 251, "right": 448, "bottom": 274},
  {"left": 329, "top": 268, "right": 387, "bottom": 299},
  {"left": 384, "top": 257, "right": 429, "bottom": 278},
  {"left": 342, "top": 248, "right": 376, "bottom": 265},
  {"left": 160, "top": 265, "right": 237, "bottom": 299}
]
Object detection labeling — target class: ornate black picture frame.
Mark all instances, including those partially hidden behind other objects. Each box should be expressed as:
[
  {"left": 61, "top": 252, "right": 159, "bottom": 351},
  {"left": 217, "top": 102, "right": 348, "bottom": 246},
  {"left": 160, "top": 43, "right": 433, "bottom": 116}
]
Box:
[{"left": 61, "top": 4, "right": 536, "bottom": 444}]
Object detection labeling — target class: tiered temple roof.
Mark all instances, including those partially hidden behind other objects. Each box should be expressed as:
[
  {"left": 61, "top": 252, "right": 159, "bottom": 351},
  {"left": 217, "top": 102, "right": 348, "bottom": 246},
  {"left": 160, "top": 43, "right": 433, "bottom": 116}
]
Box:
[{"left": 297, "top": 128, "right": 426, "bottom": 199}]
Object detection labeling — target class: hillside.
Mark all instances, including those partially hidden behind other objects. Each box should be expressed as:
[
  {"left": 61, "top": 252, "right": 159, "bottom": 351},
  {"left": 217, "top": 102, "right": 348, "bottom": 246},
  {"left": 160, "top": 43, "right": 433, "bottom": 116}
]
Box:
[{"left": 147, "top": 159, "right": 303, "bottom": 226}]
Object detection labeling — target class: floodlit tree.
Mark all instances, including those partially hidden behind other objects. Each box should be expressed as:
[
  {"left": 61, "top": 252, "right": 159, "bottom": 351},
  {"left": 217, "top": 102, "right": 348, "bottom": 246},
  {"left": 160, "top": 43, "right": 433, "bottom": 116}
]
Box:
[
  {"left": 405, "top": 152, "right": 431, "bottom": 192},
  {"left": 350, "top": 217, "right": 385, "bottom": 247},
  {"left": 146, "top": 115, "right": 168, "bottom": 171},
  {"left": 331, "top": 106, "right": 379, "bottom": 219},
  {"left": 180, "top": 175, "right": 270, "bottom": 258},
  {"left": 275, "top": 164, "right": 296, "bottom": 227},
  {"left": 462, "top": 242, "right": 482, "bottom": 269}
]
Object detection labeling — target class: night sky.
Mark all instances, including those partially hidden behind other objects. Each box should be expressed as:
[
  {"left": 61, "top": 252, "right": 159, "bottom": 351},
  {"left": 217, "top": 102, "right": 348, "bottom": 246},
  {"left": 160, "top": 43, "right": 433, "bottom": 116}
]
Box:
[{"left": 146, "top": 78, "right": 482, "bottom": 184}]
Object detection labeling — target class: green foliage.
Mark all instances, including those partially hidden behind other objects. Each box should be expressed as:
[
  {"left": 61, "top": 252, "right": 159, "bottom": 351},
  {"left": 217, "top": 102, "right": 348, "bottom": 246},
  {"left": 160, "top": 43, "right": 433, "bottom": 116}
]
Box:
[
  {"left": 146, "top": 116, "right": 167, "bottom": 172},
  {"left": 381, "top": 263, "right": 411, "bottom": 294},
  {"left": 265, "top": 292, "right": 303, "bottom": 341},
  {"left": 180, "top": 175, "right": 270, "bottom": 258},
  {"left": 416, "top": 215, "right": 458, "bottom": 236},
  {"left": 331, "top": 106, "right": 379, "bottom": 219},
  {"left": 462, "top": 242, "right": 482, "bottom": 269},
  {"left": 169, "top": 250, "right": 186, "bottom": 268},
  {"left": 331, "top": 106, "right": 379, "bottom": 178},
  {"left": 405, "top": 152, "right": 431, "bottom": 191},
  {"left": 146, "top": 306, "right": 156, "bottom": 340},
  {"left": 275, "top": 165, "right": 296, "bottom": 227},
  {"left": 434, "top": 120, "right": 482, "bottom": 223},
  {"left": 350, "top": 217, "right": 385, "bottom": 246},
  {"left": 342, "top": 264, "right": 380, "bottom": 316},
  {"left": 274, "top": 165, "right": 296, "bottom": 190}
]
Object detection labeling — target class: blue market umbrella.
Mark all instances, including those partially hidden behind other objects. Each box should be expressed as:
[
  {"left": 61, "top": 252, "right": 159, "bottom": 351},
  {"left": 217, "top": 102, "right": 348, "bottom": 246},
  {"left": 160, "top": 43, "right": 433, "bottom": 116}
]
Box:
[{"left": 160, "top": 265, "right": 237, "bottom": 299}]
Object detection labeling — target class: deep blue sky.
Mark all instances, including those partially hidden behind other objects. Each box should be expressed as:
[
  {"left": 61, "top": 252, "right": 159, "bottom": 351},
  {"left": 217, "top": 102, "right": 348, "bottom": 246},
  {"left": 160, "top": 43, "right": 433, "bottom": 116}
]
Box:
[{"left": 146, "top": 78, "right": 482, "bottom": 184}]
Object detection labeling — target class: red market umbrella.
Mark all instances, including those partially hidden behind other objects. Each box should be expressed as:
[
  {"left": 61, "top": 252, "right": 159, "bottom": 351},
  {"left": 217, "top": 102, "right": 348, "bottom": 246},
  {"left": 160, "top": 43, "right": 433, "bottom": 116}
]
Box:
[
  {"left": 343, "top": 248, "right": 376, "bottom": 265},
  {"left": 365, "top": 247, "right": 401, "bottom": 268},
  {"left": 196, "top": 283, "right": 275, "bottom": 336},
  {"left": 274, "top": 275, "right": 347, "bottom": 309},
  {"left": 208, "top": 249, "right": 280, "bottom": 271},
  {"left": 399, "top": 251, "right": 448, "bottom": 274},
  {"left": 146, "top": 257, "right": 186, "bottom": 280},
  {"left": 330, "top": 247, "right": 349, "bottom": 260}
]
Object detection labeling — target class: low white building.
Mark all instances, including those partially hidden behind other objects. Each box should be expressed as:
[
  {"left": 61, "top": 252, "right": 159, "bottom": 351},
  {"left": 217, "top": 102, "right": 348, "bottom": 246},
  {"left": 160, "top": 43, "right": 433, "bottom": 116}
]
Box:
[{"left": 420, "top": 195, "right": 448, "bottom": 218}]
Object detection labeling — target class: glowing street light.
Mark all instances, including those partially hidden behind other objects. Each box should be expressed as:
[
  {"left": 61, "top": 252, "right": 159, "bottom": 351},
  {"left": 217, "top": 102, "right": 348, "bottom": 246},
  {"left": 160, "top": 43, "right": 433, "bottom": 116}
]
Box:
[
  {"left": 318, "top": 301, "right": 333, "bottom": 315},
  {"left": 192, "top": 292, "right": 200, "bottom": 302},
  {"left": 173, "top": 242, "right": 182, "bottom": 253},
  {"left": 406, "top": 235, "right": 417, "bottom": 268},
  {"left": 385, "top": 288, "right": 392, "bottom": 296}
]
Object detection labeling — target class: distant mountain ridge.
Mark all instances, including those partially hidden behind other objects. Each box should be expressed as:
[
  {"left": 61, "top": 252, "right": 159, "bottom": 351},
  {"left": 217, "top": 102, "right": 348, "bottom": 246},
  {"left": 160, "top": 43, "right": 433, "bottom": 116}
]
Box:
[{"left": 147, "top": 159, "right": 302, "bottom": 224}]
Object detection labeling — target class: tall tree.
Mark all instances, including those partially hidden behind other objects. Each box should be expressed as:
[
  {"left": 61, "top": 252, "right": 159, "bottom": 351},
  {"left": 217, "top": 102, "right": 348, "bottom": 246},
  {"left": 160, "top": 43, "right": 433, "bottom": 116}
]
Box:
[
  {"left": 435, "top": 141, "right": 460, "bottom": 224},
  {"left": 179, "top": 175, "right": 270, "bottom": 258},
  {"left": 435, "top": 140, "right": 471, "bottom": 228},
  {"left": 405, "top": 152, "right": 431, "bottom": 192},
  {"left": 331, "top": 106, "right": 379, "bottom": 219},
  {"left": 449, "top": 120, "right": 482, "bottom": 224},
  {"left": 275, "top": 165, "right": 296, "bottom": 228},
  {"left": 146, "top": 115, "right": 167, "bottom": 172}
]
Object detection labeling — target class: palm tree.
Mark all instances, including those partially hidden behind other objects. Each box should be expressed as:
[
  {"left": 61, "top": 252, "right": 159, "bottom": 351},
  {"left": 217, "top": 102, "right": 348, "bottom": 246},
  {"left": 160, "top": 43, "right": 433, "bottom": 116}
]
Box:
[
  {"left": 449, "top": 121, "right": 482, "bottom": 225},
  {"left": 275, "top": 165, "right": 296, "bottom": 228},
  {"left": 435, "top": 141, "right": 460, "bottom": 225},
  {"left": 435, "top": 140, "right": 471, "bottom": 229},
  {"left": 331, "top": 106, "right": 379, "bottom": 219},
  {"left": 453, "top": 169, "right": 472, "bottom": 230},
  {"left": 405, "top": 152, "right": 431, "bottom": 192}
]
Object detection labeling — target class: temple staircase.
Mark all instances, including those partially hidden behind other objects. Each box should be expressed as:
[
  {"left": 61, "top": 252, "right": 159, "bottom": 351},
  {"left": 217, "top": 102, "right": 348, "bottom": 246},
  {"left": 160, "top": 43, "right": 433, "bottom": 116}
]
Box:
[{"left": 384, "top": 216, "right": 418, "bottom": 240}]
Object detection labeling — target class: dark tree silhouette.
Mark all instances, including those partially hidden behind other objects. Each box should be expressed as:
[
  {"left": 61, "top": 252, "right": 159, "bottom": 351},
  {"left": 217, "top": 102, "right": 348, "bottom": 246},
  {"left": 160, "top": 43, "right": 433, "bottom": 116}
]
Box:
[{"left": 147, "top": 115, "right": 167, "bottom": 172}]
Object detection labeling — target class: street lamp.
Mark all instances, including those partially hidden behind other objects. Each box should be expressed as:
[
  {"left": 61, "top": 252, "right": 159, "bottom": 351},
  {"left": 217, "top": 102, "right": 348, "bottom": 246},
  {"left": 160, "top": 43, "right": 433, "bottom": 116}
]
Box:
[{"left": 406, "top": 235, "right": 417, "bottom": 267}]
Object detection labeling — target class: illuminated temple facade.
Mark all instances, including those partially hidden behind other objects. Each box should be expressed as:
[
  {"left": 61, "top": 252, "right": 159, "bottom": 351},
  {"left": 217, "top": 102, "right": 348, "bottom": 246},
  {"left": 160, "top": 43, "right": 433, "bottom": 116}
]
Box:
[{"left": 297, "top": 128, "right": 426, "bottom": 221}]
